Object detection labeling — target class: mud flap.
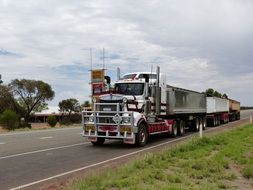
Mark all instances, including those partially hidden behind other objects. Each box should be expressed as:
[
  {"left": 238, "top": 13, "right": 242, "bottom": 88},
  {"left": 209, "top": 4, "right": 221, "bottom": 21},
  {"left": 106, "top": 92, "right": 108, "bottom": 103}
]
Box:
[
  {"left": 123, "top": 134, "right": 136, "bottom": 144},
  {"left": 88, "top": 136, "right": 97, "bottom": 142}
]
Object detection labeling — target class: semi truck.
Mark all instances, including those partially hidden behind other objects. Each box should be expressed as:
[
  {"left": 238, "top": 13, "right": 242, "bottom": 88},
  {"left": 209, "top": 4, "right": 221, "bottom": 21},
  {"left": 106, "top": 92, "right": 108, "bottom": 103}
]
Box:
[{"left": 82, "top": 67, "right": 207, "bottom": 146}]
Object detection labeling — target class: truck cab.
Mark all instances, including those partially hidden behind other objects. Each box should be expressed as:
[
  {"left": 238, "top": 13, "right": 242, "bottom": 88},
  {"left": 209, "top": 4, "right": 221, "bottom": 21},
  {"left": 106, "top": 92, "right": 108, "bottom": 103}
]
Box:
[{"left": 82, "top": 70, "right": 167, "bottom": 146}]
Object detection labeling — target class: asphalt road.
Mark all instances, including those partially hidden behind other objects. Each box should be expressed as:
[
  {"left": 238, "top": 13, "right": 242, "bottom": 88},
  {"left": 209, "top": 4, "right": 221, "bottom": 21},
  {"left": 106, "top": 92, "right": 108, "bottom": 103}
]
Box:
[{"left": 0, "top": 110, "right": 252, "bottom": 190}]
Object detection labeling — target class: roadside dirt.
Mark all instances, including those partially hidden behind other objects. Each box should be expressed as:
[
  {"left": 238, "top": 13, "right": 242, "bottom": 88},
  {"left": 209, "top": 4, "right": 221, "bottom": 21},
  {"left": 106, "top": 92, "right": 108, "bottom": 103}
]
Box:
[{"left": 227, "top": 163, "right": 252, "bottom": 190}]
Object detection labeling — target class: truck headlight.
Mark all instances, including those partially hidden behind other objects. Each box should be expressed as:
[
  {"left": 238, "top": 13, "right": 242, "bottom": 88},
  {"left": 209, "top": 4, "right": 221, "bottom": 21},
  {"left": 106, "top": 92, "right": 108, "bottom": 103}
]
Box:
[
  {"left": 89, "top": 116, "right": 94, "bottom": 122},
  {"left": 123, "top": 97, "right": 127, "bottom": 104},
  {"left": 123, "top": 117, "right": 130, "bottom": 123}
]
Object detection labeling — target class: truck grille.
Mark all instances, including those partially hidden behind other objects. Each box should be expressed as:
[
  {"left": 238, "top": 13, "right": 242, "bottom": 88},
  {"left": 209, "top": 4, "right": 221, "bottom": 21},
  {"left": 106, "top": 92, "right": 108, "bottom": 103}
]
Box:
[{"left": 97, "top": 100, "right": 123, "bottom": 124}]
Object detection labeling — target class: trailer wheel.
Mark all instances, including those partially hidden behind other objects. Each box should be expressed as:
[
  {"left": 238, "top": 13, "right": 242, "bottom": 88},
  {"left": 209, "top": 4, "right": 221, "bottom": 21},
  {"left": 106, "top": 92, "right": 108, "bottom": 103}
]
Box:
[
  {"left": 135, "top": 122, "right": 148, "bottom": 147},
  {"left": 236, "top": 113, "right": 240, "bottom": 120},
  {"left": 177, "top": 120, "right": 185, "bottom": 136},
  {"left": 91, "top": 137, "right": 105, "bottom": 146},
  {"left": 193, "top": 118, "right": 200, "bottom": 131},
  {"left": 217, "top": 116, "right": 221, "bottom": 126},
  {"left": 199, "top": 118, "right": 203, "bottom": 131},
  {"left": 211, "top": 117, "right": 216, "bottom": 127},
  {"left": 202, "top": 117, "right": 206, "bottom": 130},
  {"left": 171, "top": 122, "right": 178, "bottom": 137}
]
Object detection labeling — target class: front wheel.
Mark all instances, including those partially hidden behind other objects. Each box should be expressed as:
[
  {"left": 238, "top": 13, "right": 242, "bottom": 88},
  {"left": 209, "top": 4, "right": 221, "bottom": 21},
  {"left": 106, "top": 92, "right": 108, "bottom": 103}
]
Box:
[
  {"left": 91, "top": 137, "right": 105, "bottom": 146},
  {"left": 135, "top": 123, "right": 148, "bottom": 147}
]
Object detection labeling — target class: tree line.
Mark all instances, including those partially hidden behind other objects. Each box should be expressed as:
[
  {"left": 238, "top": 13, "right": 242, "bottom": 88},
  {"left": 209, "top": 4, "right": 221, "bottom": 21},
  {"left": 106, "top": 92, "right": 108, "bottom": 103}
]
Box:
[
  {"left": 0, "top": 78, "right": 91, "bottom": 130},
  {"left": 0, "top": 79, "right": 54, "bottom": 129},
  {"left": 204, "top": 88, "right": 228, "bottom": 99}
]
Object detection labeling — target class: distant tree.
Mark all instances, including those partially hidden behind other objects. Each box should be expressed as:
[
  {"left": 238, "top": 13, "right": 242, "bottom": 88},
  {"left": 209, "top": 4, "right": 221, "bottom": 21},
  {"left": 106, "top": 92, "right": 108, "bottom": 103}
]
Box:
[
  {"left": 213, "top": 91, "right": 222, "bottom": 98},
  {"left": 222, "top": 93, "right": 228, "bottom": 99},
  {"left": 205, "top": 88, "right": 214, "bottom": 97},
  {"left": 83, "top": 100, "right": 91, "bottom": 107},
  {"left": 0, "top": 85, "right": 23, "bottom": 115},
  {"left": 0, "top": 85, "right": 14, "bottom": 113},
  {"left": 58, "top": 98, "right": 81, "bottom": 117},
  {"left": 9, "top": 79, "right": 55, "bottom": 122},
  {"left": 0, "top": 74, "right": 3, "bottom": 84},
  {"left": 205, "top": 88, "right": 227, "bottom": 98}
]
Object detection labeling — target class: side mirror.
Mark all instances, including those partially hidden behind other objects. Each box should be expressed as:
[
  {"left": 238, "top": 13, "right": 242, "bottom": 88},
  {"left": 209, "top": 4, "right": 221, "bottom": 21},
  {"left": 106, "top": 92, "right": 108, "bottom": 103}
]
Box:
[
  {"left": 142, "top": 74, "right": 149, "bottom": 83},
  {"left": 104, "top": 76, "right": 111, "bottom": 84}
]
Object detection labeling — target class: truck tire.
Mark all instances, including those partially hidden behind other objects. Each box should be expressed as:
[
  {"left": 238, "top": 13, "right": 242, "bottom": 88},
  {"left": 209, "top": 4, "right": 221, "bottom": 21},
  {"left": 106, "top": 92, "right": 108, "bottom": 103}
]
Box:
[
  {"left": 236, "top": 113, "right": 240, "bottom": 120},
  {"left": 217, "top": 116, "right": 221, "bottom": 126},
  {"left": 171, "top": 122, "right": 178, "bottom": 137},
  {"left": 135, "top": 122, "right": 148, "bottom": 147},
  {"left": 177, "top": 120, "right": 185, "bottom": 136},
  {"left": 91, "top": 137, "right": 105, "bottom": 146},
  {"left": 202, "top": 117, "right": 206, "bottom": 130},
  {"left": 211, "top": 117, "right": 216, "bottom": 127},
  {"left": 199, "top": 118, "right": 203, "bottom": 131},
  {"left": 193, "top": 118, "right": 200, "bottom": 132}
]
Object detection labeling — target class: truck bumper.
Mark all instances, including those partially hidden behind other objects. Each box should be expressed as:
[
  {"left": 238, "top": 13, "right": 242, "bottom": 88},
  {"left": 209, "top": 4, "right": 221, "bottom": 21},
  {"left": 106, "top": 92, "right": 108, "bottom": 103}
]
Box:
[{"left": 82, "top": 130, "right": 136, "bottom": 144}]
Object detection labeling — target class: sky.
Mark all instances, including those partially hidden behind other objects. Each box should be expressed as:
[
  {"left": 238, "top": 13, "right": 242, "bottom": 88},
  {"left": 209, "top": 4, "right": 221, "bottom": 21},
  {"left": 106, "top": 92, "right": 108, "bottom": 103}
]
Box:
[{"left": 0, "top": 0, "right": 253, "bottom": 106}]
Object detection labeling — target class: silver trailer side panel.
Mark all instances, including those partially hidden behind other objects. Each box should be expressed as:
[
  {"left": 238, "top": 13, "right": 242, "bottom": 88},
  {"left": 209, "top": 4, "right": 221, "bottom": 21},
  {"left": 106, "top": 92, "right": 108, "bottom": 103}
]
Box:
[
  {"left": 207, "top": 97, "right": 229, "bottom": 114},
  {"left": 166, "top": 86, "right": 206, "bottom": 115}
]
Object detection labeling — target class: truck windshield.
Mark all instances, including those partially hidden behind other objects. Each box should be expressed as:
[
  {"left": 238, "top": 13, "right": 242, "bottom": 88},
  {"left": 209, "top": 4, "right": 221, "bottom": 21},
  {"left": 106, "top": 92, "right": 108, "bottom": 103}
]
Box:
[{"left": 115, "top": 83, "right": 144, "bottom": 96}]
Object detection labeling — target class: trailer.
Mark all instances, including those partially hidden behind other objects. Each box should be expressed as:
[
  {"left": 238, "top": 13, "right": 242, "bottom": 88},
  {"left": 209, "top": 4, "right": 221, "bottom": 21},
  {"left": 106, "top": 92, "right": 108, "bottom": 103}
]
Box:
[
  {"left": 206, "top": 97, "right": 229, "bottom": 126},
  {"left": 160, "top": 85, "right": 207, "bottom": 133},
  {"left": 82, "top": 67, "right": 207, "bottom": 146},
  {"left": 229, "top": 99, "right": 240, "bottom": 121}
]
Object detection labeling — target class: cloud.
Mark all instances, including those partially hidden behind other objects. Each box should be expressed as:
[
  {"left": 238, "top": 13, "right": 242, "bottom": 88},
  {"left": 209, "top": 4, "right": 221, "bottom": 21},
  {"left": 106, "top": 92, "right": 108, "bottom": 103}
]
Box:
[
  {"left": 0, "top": 49, "right": 23, "bottom": 57},
  {"left": 0, "top": 0, "right": 252, "bottom": 106}
]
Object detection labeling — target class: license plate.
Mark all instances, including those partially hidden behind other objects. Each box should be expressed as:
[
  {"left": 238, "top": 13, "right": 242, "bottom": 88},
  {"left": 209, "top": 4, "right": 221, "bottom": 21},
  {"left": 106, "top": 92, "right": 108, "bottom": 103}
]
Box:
[
  {"left": 120, "top": 126, "right": 132, "bottom": 133},
  {"left": 85, "top": 124, "right": 95, "bottom": 132}
]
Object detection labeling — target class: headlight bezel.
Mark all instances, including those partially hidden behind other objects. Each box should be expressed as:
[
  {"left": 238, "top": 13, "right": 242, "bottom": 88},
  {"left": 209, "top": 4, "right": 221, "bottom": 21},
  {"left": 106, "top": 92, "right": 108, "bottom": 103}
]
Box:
[
  {"left": 89, "top": 115, "right": 94, "bottom": 123},
  {"left": 122, "top": 116, "right": 131, "bottom": 123},
  {"left": 122, "top": 97, "right": 128, "bottom": 104}
]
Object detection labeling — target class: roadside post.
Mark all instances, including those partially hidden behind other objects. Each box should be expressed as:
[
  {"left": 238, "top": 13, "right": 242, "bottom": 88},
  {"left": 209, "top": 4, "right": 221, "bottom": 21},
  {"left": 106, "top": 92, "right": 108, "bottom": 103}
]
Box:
[{"left": 250, "top": 115, "right": 252, "bottom": 123}]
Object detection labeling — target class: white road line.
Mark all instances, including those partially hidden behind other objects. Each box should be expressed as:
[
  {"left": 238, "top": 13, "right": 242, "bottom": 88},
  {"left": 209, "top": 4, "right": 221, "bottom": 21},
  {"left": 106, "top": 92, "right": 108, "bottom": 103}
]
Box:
[
  {"left": 39, "top": 136, "right": 53, "bottom": 140},
  {"left": 10, "top": 117, "right": 251, "bottom": 190},
  {"left": 0, "top": 142, "right": 6, "bottom": 145},
  {"left": 0, "top": 127, "right": 82, "bottom": 136},
  {"left": 0, "top": 142, "right": 90, "bottom": 160}
]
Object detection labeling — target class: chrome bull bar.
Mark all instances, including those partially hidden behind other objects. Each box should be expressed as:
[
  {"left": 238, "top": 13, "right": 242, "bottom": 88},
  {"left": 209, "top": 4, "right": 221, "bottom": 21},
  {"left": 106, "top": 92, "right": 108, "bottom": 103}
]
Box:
[{"left": 82, "top": 103, "right": 137, "bottom": 140}]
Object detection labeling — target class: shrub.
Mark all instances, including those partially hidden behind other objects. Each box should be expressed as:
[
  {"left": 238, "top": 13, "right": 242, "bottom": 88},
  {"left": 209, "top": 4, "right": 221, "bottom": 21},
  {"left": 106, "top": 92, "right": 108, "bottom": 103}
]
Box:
[
  {"left": 0, "top": 109, "right": 19, "bottom": 130},
  {"left": 59, "top": 114, "right": 81, "bottom": 125},
  {"left": 59, "top": 116, "right": 71, "bottom": 125},
  {"left": 47, "top": 115, "right": 57, "bottom": 127},
  {"left": 70, "top": 113, "right": 82, "bottom": 123}
]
